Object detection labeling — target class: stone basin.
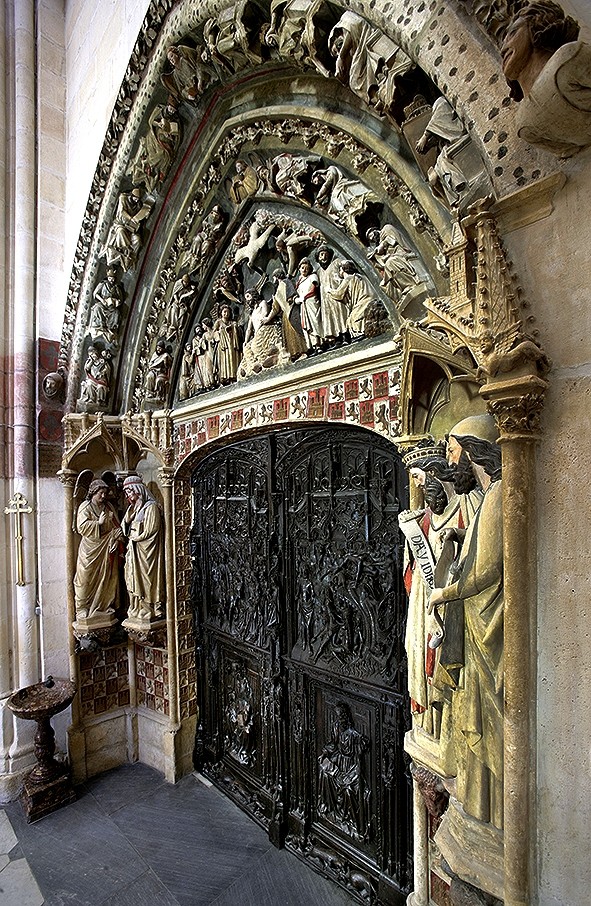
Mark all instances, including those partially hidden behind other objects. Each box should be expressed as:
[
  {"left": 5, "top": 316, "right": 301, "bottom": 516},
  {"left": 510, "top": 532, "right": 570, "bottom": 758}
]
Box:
[{"left": 7, "top": 677, "right": 76, "bottom": 721}]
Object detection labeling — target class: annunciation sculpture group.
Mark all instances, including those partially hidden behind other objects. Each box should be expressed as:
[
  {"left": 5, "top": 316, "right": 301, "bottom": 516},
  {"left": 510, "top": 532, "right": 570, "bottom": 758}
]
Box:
[{"left": 72, "top": 473, "right": 165, "bottom": 639}]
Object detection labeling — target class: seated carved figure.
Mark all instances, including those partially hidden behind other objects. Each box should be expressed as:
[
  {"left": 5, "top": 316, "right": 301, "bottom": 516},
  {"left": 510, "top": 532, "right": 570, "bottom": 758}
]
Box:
[{"left": 501, "top": 1, "right": 591, "bottom": 157}]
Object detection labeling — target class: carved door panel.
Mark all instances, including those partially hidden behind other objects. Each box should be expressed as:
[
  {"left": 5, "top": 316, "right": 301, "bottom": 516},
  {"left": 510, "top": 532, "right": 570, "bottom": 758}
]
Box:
[
  {"left": 191, "top": 437, "right": 284, "bottom": 837},
  {"left": 277, "top": 429, "right": 411, "bottom": 903},
  {"left": 191, "top": 427, "right": 411, "bottom": 902}
]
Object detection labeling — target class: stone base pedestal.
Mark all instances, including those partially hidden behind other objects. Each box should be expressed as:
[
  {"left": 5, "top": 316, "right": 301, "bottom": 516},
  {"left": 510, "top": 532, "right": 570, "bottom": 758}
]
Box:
[
  {"left": 434, "top": 797, "right": 503, "bottom": 902},
  {"left": 20, "top": 768, "right": 76, "bottom": 823},
  {"left": 121, "top": 616, "right": 166, "bottom": 645},
  {"left": 73, "top": 614, "right": 118, "bottom": 649}
]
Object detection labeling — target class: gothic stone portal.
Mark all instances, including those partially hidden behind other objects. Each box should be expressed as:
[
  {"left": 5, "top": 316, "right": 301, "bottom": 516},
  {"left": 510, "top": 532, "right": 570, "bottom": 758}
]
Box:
[{"left": 191, "top": 425, "right": 412, "bottom": 903}]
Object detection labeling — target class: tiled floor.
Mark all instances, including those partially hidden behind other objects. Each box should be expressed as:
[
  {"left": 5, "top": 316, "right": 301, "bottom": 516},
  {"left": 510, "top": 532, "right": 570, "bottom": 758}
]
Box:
[{"left": 1, "top": 764, "right": 358, "bottom": 906}]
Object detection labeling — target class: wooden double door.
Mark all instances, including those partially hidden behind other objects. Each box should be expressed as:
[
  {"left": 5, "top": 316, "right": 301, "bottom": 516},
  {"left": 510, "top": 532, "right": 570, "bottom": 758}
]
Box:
[{"left": 191, "top": 425, "right": 411, "bottom": 903}]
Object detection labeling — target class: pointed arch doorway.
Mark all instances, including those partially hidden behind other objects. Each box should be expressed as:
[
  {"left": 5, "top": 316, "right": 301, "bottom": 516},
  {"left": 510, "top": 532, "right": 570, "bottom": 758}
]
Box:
[{"left": 190, "top": 423, "right": 411, "bottom": 903}]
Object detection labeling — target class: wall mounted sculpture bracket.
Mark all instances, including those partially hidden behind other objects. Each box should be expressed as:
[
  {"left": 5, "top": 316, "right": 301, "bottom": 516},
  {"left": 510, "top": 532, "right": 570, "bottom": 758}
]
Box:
[
  {"left": 60, "top": 412, "right": 174, "bottom": 650},
  {"left": 400, "top": 197, "right": 549, "bottom": 906}
]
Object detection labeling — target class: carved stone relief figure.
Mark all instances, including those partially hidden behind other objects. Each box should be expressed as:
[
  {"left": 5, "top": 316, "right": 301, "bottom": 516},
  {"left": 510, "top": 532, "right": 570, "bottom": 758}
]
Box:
[
  {"left": 230, "top": 158, "right": 259, "bottom": 204},
  {"left": 145, "top": 338, "right": 173, "bottom": 403},
  {"left": 415, "top": 98, "right": 471, "bottom": 208},
  {"left": 315, "top": 245, "right": 348, "bottom": 347},
  {"left": 328, "top": 10, "right": 412, "bottom": 115},
  {"left": 331, "top": 260, "right": 375, "bottom": 339},
  {"left": 273, "top": 227, "right": 320, "bottom": 277},
  {"left": 88, "top": 268, "right": 124, "bottom": 345},
  {"left": 213, "top": 303, "right": 241, "bottom": 383},
  {"left": 178, "top": 204, "right": 228, "bottom": 274},
  {"left": 366, "top": 225, "right": 423, "bottom": 306},
  {"left": 121, "top": 475, "right": 165, "bottom": 626},
  {"left": 178, "top": 343, "right": 194, "bottom": 401},
  {"left": 192, "top": 321, "right": 216, "bottom": 392},
  {"left": 268, "top": 269, "right": 308, "bottom": 360},
  {"left": 318, "top": 703, "right": 370, "bottom": 840},
  {"left": 237, "top": 287, "right": 286, "bottom": 379},
  {"left": 78, "top": 346, "right": 112, "bottom": 410},
  {"left": 500, "top": 1, "right": 591, "bottom": 157},
  {"left": 233, "top": 212, "right": 276, "bottom": 270},
  {"left": 202, "top": 2, "right": 264, "bottom": 78},
  {"left": 294, "top": 257, "right": 322, "bottom": 352},
  {"left": 399, "top": 445, "right": 482, "bottom": 754},
  {"left": 265, "top": 0, "right": 324, "bottom": 65},
  {"left": 163, "top": 273, "right": 195, "bottom": 343},
  {"left": 427, "top": 415, "right": 503, "bottom": 828},
  {"left": 101, "top": 188, "right": 153, "bottom": 272},
  {"left": 128, "top": 99, "right": 182, "bottom": 195},
  {"left": 73, "top": 479, "right": 123, "bottom": 629},
  {"left": 267, "top": 151, "right": 319, "bottom": 199},
  {"left": 312, "top": 165, "right": 378, "bottom": 236},
  {"left": 161, "top": 44, "right": 213, "bottom": 102}
]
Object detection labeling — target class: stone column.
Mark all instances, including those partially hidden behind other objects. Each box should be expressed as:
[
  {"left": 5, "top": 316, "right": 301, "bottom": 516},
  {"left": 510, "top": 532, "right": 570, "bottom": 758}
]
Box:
[
  {"left": 408, "top": 777, "right": 430, "bottom": 906},
  {"left": 0, "top": 0, "right": 40, "bottom": 801},
  {"left": 160, "top": 466, "right": 180, "bottom": 728},
  {"left": 58, "top": 469, "right": 81, "bottom": 727},
  {"left": 482, "top": 374, "right": 548, "bottom": 906}
]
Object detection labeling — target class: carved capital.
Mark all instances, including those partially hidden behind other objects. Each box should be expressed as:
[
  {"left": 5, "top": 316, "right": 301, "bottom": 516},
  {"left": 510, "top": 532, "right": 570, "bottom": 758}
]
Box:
[
  {"left": 57, "top": 468, "right": 78, "bottom": 490},
  {"left": 158, "top": 466, "right": 175, "bottom": 488},
  {"left": 480, "top": 374, "right": 548, "bottom": 439}
]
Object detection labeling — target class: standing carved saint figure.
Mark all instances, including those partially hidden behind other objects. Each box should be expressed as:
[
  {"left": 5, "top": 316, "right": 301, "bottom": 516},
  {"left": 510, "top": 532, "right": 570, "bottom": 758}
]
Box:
[
  {"left": 428, "top": 415, "right": 503, "bottom": 828},
  {"left": 295, "top": 257, "right": 322, "bottom": 352},
  {"left": 268, "top": 269, "right": 308, "bottom": 360},
  {"left": 73, "top": 479, "right": 123, "bottom": 625},
  {"left": 192, "top": 322, "right": 216, "bottom": 392},
  {"left": 331, "top": 261, "right": 375, "bottom": 339},
  {"left": 399, "top": 447, "right": 482, "bottom": 755},
  {"left": 122, "top": 475, "right": 166, "bottom": 624},
  {"left": 316, "top": 245, "right": 348, "bottom": 346},
  {"left": 213, "top": 304, "right": 241, "bottom": 383}
]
